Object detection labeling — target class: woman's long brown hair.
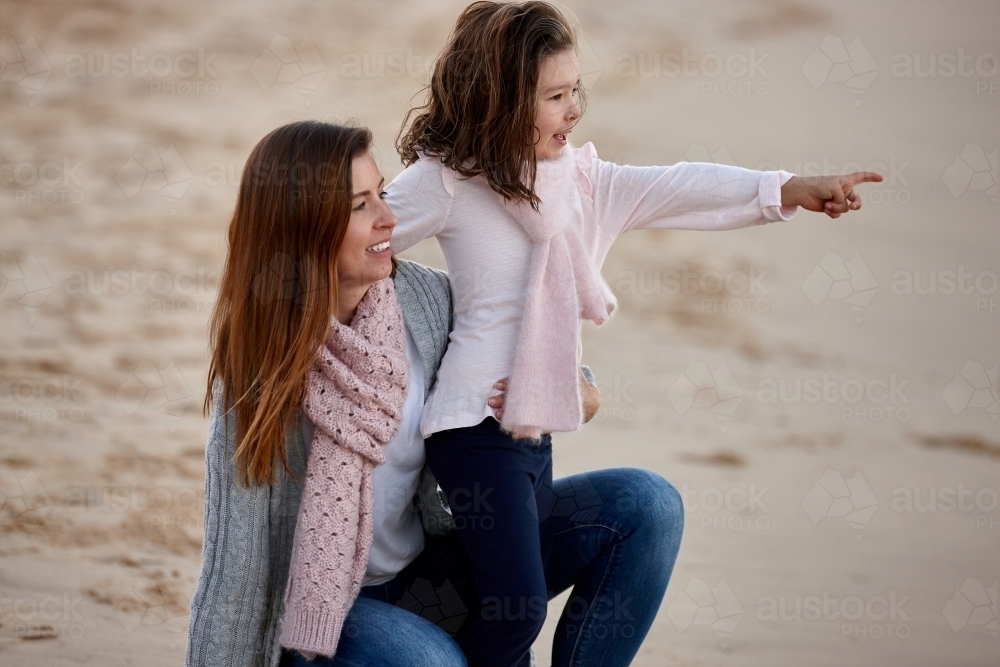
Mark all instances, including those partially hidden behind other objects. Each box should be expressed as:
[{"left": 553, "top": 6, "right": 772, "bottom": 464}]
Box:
[
  {"left": 205, "top": 120, "right": 372, "bottom": 487},
  {"left": 396, "top": 1, "right": 585, "bottom": 209}
]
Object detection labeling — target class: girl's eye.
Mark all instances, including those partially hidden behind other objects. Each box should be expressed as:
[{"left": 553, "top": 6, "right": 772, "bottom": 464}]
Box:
[
  {"left": 379, "top": 190, "right": 388, "bottom": 200},
  {"left": 551, "top": 94, "right": 562, "bottom": 100},
  {"left": 353, "top": 201, "right": 366, "bottom": 212}
]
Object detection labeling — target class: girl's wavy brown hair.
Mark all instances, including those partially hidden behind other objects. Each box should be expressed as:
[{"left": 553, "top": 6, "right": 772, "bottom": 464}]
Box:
[{"left": 396, "top": 1, "right": 586, "bottom": 209}]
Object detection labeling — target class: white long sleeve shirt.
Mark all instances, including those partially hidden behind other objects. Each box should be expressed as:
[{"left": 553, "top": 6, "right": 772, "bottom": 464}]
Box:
[{"left": 386, "top": 142, "right": 797, "bottom": 438}]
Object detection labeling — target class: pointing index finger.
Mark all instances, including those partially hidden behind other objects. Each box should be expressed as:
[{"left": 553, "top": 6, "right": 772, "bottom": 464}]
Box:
[{"left": 846, "top": 171, "right": 884, "bottom": 186}]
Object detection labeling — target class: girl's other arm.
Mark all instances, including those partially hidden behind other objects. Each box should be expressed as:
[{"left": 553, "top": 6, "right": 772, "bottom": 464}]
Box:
[{"left": 385, "top": 159, "right": 455, "bottom": 253}]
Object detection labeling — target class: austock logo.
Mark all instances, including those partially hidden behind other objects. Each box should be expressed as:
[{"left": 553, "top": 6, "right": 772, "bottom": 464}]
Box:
[
  {"left": 666, "top": 577, "right": 743, "bottom": 648},
  {"left": 115, "top": 361, "right": 194, "bottom": 431},
  {"left": 667, "top": 360, "right": 743, "bottom": 432},
  {"left": 2, "top": 374, "right": 87, "bottom": 423},
  {"left": 1, "top": 591, "right": 85, "bottom": 640},
  {"left": 943, "top": 361, "right": 997, "bottom": 422},
  {"left": 680, "top": 481, "right": 771, "bottom": 532},
  {"left": 801, "top": 35, "right": 878, "bottom": 106},
  {"left": 116, "top": 143, "right": 193, "bottom": 214},
  {"left": 394, "top": 577, "right": 468, "bottom": 635},
  {"left": 943, "top": 577, "right": 997, "bottom": 637},
  {"left": 755, "top": 372, "right": 911, "bottom": 424},
  {"left": 801, "top": 252, "right": 878, "bottom": 323},
  {"left": 801, "top": 469, "right": 879, "bottom": 540},
  {"left": 535, "top": 471, "right": 604, "bottom": 524},
  {"left": 684, "top": 143, "right": 736, "bottom": 166},
  {"left": 114, "top": 576, "right": 188, "bottom": 648},
  {"left": 251, "top": 35, "right": 327, "bottom": 102},
  {"left": 756, "top": 590, "right": 911, "bottom": 639},
  {"left": 63, "top": 47, "right": 220, "bottom": 97},
  {"left": 0, "top": 35, "right": 52, "bottom": 103},
  {"left": 0, "top": 252, "right": 52, "bottom": 323},
  {"left": 942, "top": 144, "right": 997, "bottom": 203},
  {"left": 3, "top": 157, "right": 86, "bottom": 205},
  {"left": 0, "top": 468, "right": 52, "bottom": 523}
]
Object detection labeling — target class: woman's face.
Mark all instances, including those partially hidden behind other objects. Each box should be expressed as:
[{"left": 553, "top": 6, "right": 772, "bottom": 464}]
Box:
[
  {"left": 534, "top": 49, "right": 581, "bottom": 160},
  {"left": 337, "top": 151, "right": 397, "bottom": 289}
]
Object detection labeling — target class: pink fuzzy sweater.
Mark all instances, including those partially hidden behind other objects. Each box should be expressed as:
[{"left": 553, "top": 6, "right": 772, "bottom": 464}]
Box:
[
  {"left": 498, "top": 146, "right": 616, "bottom": 440},
  {"left": 279, "top": 279, "right": 409, "bottom": 659}
]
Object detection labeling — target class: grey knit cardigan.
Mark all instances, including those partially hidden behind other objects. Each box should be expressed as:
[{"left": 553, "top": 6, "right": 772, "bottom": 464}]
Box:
[{"left": 185, "top": 260, "right": 456, "bottom": 667}]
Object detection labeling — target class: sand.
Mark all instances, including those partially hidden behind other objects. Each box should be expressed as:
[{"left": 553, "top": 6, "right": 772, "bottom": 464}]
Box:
[{"left": 1, "top": 0, "right": 997, "bottom": 664}]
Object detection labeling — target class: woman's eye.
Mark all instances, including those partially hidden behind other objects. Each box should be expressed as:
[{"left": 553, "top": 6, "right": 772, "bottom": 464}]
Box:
[
  {"left": 353, "top": 201, "right": 366, "bottom": 212},
  {"left": 551, "top": 94, "right": 562, "bottom": 100},
  {"left": 379, "top": 190, "right": 388, "bottom": 200}
]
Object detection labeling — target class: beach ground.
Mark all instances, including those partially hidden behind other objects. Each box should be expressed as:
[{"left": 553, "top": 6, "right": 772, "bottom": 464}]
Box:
[{"left": 1, "top": 0, "right": 997, "bottom": 664}]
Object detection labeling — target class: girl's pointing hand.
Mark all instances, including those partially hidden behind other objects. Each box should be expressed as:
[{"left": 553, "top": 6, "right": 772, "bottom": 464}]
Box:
[{"left": 781, "top": 172, "right": 884, "bottom": 219}]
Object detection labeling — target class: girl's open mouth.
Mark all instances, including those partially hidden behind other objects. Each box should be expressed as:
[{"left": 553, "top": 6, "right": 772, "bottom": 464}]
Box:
[{"left": 553, "top": 133, "right": 567, "bottom": 145}]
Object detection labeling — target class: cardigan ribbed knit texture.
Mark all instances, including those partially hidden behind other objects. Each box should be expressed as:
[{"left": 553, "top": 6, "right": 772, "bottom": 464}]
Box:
[
  {"left": 279, "top": 278, "right": 409, "bottom": 659},
  {"left": 185, "top": 260, "right": 452, "bottom": 667}
]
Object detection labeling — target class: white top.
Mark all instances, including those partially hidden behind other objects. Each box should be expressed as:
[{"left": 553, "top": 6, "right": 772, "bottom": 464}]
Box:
[
  {"left": 300, "top": 326, "right": 427, "bottom": 587},
  {"left": 386, "top": 143, "right": 797, "bottom": 437}
]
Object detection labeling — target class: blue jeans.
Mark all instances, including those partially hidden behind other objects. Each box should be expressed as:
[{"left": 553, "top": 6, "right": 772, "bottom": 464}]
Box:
[{"left": 279, "top": 465, "right": 684, "bottom": 667}]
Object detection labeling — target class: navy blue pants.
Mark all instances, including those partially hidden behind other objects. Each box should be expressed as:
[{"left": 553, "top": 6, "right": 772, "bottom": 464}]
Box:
[{"left": 422, "top": 418, "right": 562, "bottom": 667}]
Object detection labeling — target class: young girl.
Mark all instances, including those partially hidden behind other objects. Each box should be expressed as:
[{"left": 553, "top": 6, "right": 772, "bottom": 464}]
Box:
[{"left": 386, "top": 2, "right": 881, "bottom": 665}]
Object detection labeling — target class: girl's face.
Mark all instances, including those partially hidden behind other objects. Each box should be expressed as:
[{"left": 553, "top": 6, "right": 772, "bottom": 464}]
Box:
[
  {"left": 534, "top": 49, "right": 581, "bottom": 161},
  {"left": 337, "top": 151, "right": 396, "bottom": 290}
]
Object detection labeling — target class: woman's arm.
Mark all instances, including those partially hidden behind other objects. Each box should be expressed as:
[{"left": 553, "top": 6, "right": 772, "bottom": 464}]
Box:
[{"left": 186, "top": 396, "right": 274, "bottom": 667}]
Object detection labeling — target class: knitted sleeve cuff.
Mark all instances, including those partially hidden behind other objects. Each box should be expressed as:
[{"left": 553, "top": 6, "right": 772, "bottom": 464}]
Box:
[{"left": 279, "top": 602, "right": 349, "bottom": 660}]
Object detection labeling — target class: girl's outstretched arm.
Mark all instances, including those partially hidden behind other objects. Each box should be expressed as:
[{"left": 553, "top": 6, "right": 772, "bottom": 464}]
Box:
[{"left": 586, "top": 151, "right": 880, "bottom": 237}]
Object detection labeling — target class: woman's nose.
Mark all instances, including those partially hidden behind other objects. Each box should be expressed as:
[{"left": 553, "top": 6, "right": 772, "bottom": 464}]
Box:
[{"left": 377, "top": 199, "right": 398, "bottom": 229}]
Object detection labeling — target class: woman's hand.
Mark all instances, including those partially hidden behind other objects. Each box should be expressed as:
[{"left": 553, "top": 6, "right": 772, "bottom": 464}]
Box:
[
  {"left": 579, "top": 368, "right": 601, "bottom": 423},
  {"left": 781, "top": 172, "right": 884, "bottom": 219},
  {"left": 488, "top": 379, "right": 508, "bottom": 421},
  {"left": 487, "top": 371, "right": 602, "bottom": 423}
]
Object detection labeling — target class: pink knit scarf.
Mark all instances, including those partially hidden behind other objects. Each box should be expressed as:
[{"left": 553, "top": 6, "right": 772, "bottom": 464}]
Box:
[
  {"left": 499, "top": 143, "right": 617, "bottom": 440},
  {"left": 279, "top": 278, "right": 409, "bottom": 659}
]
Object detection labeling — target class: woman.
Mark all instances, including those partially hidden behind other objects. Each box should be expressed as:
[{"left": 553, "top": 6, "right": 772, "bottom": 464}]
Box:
[{"left": 185, "top": 120, "right": 683, "bottom": 667}]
